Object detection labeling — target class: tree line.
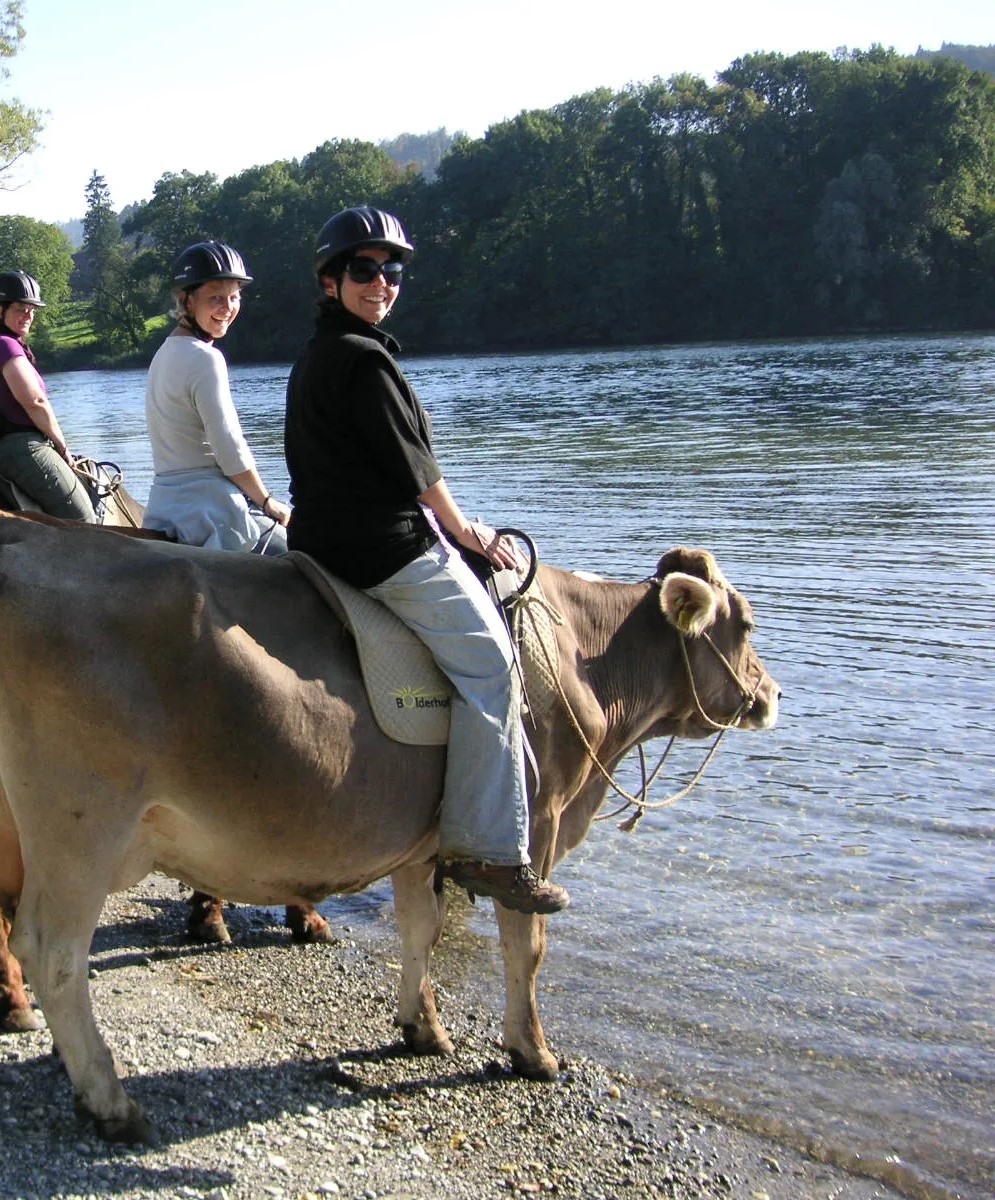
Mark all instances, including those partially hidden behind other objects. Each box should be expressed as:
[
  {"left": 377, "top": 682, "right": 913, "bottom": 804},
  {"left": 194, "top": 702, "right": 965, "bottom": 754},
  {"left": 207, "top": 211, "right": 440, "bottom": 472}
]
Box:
[{"left": 4, "top": 41, "right": 995, "bottom": 366}]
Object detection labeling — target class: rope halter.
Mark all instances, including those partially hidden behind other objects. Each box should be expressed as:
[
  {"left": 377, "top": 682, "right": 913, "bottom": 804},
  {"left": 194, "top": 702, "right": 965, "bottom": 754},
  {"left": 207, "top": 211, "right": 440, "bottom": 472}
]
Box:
[{"left": 562, "top": 572, "right": 768, "bottom": 830}]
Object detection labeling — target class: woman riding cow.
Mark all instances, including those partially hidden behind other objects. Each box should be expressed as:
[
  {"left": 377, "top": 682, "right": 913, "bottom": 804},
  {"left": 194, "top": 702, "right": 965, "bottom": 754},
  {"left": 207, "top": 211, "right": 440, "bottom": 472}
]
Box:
[
  {"left": 284, "top": 206, "right": 569, "bottom": 916},
  {"left": 142, "top": 241, "right": 290, "bottom": 552},
  {"left": 143, "top": 242, "right": 326, "bottom": 944},
  {"left": 0, "top": 271, "right": 96, "bottom": 521}
]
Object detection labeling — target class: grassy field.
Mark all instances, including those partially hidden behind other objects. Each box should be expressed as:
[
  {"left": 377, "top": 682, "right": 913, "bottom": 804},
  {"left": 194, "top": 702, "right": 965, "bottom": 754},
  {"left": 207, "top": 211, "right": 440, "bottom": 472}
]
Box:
[
  {"left": 38, "top": 303, "right": 168, "bottom": 370},
  {"left": 42, "top": 302, "right": 99, "bottom": 351}
]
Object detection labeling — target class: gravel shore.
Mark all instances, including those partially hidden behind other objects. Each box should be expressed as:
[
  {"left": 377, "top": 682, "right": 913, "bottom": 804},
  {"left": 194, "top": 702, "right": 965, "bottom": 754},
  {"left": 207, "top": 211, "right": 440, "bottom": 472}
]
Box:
[{"left": 0, "top": 875, "right": 893, "bottom": 1200}]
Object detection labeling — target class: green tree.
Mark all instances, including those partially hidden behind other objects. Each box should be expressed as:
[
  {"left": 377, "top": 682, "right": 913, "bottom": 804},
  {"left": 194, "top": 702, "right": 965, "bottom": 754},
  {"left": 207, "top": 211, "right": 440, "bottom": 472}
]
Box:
[
  {"left": 604, "top": 76, "right": 728, "bottom": 338},
  {"left": 295, "top": 138, "right": 409, "bottom": 237},
  {"left": 35, "top": 47, "right": 995, "bottom": 360},
  {"left": 0, "top": 213, "right": 73, "bottom": 351},
  {"left": 121, "top": 169, "right": 222, "bottom": 324},
  {"left": 75, "top": 171, "right": 117, "bottom": 296},
  {"left": 812, "top": 50, "right": 995, "bottom": 327},
  {"left": 421, "top": 108, "right": 594, "bottom": 347},
  {"left": 709, "top": 51, "right": 837, "bottom": 333},
  {"left": 0, "top": 1, "right": 43, "bottom": 187},
  {"left": 118, "top": 138, "right": 414, "bottom": 361},
  {"left": 122, "top": 169, "right": 220, "bottom": 270},
  {"left": 226, "top": 139, "right": 408, "bottom": 360},
  {"left": 813, "top": 152, "right": 903, "bottom": 323},
  {"left": 210, "top": 159, "right": 309, "bottom": 361},
  {"left": 76, "top": 171, "right": 145, "bottom": 351}
]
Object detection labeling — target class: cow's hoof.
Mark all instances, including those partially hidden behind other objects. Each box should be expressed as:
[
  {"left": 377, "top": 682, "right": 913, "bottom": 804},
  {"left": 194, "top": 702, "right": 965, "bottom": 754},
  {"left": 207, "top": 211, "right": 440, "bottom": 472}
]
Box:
[
  {"left": 75, "top": 1096, "right": 153, "bottom": 1144},
  {"left": 286, "top": 906, "right": 334, "bottom": 944},
  {"left": 186, "top": 916, "right": 231, "bottom": 945},
  {"left": 187, "top": 921, "right": 231, "bottom": 945},
  {"left": 187, "top": 894, "right": 231, "bottom": 944},
  {"left": 508, "top": 1046, "right": 560, "bottom": 1081},
  {"left": 401, "top": 1021, "right": 454, "bottom": 1057},
  {"left": 0, "top": 1004, "right": 44, "bottom": 1033}
]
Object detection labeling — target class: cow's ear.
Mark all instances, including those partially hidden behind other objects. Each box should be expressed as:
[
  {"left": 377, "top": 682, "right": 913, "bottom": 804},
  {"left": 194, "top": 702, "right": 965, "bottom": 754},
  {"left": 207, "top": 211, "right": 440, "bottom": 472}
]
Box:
[
  {"left": 656, "top": 547, "right": 726, "bottom": 588},
  {"left": 659, "top": 572, "right": 718, "bottom": 637}
]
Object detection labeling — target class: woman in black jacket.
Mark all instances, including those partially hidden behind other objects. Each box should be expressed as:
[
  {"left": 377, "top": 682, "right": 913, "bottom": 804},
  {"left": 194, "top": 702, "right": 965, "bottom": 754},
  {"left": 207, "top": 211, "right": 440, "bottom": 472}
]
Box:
[{"left": 285, "top": 207, "right": 568, "bottom": 916}]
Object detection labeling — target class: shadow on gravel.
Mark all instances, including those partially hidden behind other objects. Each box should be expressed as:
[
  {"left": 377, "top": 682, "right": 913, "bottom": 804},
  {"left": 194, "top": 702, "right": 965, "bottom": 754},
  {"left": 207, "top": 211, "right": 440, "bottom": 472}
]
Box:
[
  {"left": 0, "top": 884, "right": 536, "bottom": 1196},
  {"left": 89, "top": 894, "right": 316, "bottom": 955},
  {"left": 0, "top": 1047, "right": 548, "bottom": 1197},
  {"left": 0, "top": 1054, "right": 240, "bottom": 1197}
]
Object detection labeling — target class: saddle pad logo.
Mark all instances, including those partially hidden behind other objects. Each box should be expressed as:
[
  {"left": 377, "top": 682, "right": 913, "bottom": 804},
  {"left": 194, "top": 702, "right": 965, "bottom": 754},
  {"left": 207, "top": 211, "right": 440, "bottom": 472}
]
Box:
[{"left": 392, "top": 686, "right": 452, "bottom": 711}]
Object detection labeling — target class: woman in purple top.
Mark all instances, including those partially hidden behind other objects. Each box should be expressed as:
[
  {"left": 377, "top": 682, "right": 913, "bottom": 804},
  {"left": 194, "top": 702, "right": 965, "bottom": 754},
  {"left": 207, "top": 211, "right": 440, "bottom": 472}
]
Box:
[{"left": 0, "top": 271, "right": 95, "bottom": 521}]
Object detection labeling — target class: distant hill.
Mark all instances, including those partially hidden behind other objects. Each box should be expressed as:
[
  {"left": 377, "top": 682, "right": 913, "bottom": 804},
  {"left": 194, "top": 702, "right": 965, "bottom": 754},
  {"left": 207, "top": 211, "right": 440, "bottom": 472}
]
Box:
[
  {"left": 379, "top": 128, "right": 455, "bottom": 181},
  {"left": 59, "top": 218, "right": 84, "bottom": 248},
  {"left": 915, "top": 43, "right": 995, "bottom": 76}
]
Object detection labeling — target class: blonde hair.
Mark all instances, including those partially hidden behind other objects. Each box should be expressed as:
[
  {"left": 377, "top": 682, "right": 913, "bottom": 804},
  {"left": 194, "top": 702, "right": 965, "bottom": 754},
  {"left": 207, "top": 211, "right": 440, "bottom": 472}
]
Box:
[{"left": 169, "top": 287, "right": 195, "bottom": 322}]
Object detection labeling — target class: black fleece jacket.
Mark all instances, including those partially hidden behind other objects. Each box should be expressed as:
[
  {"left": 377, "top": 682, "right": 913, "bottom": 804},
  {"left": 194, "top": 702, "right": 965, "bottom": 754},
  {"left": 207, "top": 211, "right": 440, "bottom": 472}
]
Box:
[{"left": 284, "top": 305, "right": 443, "bottom": 587}]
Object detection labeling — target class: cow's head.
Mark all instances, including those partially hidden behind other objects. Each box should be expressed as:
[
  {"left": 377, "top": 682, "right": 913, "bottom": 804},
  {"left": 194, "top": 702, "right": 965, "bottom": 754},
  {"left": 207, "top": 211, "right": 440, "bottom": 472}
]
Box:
[{"left": 653, "top": 547, "right": 779, "bottom": 734}]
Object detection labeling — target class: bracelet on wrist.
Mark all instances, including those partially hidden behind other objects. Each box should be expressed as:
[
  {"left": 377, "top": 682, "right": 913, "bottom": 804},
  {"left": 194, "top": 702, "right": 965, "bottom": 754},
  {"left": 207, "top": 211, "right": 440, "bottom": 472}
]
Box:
[{"left": 260, "top": 493, "right": 272, "bottom": 514}]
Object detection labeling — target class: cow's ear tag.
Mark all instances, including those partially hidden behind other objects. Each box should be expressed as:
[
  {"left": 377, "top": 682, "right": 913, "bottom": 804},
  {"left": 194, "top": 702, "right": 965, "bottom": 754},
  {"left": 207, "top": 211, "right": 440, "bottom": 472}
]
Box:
[
  {"left": 675, "top": 607, "right": 699, "bottom": 635},
  {"left": 660, "top": 573, "right": 717, "bottom": 637}
]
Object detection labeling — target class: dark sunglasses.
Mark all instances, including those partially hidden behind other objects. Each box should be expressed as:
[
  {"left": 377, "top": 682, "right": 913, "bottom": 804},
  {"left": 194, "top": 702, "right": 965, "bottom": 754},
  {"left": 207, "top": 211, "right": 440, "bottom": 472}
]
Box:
[{"left": 346, "top": 256, "right": 404, "bottom": 286}]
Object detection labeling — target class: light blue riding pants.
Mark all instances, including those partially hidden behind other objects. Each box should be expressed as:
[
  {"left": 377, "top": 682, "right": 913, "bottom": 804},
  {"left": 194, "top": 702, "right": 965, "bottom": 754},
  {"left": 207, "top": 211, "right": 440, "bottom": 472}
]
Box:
[
  {"left": 0, "top": 431, "right": 96, "bottom": 521},
  {"left": 364, "top": 538, "right": 530, "bottom": 865},
  {"left": 144, "top": 468, "right": 287, "bottom": 554}
]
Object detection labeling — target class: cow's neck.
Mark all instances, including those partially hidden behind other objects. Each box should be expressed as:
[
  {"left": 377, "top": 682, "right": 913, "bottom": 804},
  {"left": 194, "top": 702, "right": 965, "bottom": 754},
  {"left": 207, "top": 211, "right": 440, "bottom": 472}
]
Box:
[{"left": 541, "top": 567, "right": 680, "bottom": 756}]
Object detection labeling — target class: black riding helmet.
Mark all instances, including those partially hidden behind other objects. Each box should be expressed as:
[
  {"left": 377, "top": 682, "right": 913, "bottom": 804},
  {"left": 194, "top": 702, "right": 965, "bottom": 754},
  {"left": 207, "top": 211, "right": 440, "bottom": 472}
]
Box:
[
  {"left": 0, "top": 271, "right": 45, "bottom": 307},
  {"left": 171, "top": 241, "right": 253, "bottom": 291},
  {"left": 313, "top": 207, "right": 414, "bottom": 277}
]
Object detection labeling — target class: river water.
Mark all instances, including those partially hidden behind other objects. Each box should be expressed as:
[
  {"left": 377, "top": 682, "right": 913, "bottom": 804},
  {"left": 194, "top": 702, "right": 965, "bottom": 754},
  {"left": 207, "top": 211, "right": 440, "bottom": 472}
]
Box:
[{"left": 44, "top": 333, "right": 994, "bottom": 1200}]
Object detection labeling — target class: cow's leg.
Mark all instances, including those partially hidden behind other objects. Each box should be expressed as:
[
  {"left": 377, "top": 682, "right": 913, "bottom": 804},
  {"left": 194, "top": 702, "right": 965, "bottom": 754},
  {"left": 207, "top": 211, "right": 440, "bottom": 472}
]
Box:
[
  {"left": 188, "top": 895, "right": 331, "bottom": 945},
  {"left": 495, "top": 906, "right": 559, "bottom": 1080},
  {"left": 285, "top": 903, "right": 333, "bottom": 944},
  {"left": 186, "top": 891, "right": 231, "bottom": 944},
  {"left": 390, "top": 862, "right": 453, "bottom": 1056},
  {"left": 0, "top": 907, "right": 41, "bottom": 1032},
  {"left": 10, "top": 880, "right": 150, "bottom": 1141}
]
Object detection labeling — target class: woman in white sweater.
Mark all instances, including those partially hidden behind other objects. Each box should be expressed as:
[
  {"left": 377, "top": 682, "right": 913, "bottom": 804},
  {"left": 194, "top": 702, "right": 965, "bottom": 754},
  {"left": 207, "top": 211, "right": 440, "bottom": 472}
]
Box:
[
  {"left": 143, "top": 242, "right": 328, "bottom": 948},
  {"left": 142, "top": 241, "right": 290, "bottom": 552}
]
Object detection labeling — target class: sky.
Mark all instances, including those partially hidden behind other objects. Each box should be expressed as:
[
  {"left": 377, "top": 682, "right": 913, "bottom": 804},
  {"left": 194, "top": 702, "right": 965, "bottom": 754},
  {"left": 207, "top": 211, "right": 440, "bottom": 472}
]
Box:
[{"left": 0, "top": 0, "right": 991, "bottom": 225}]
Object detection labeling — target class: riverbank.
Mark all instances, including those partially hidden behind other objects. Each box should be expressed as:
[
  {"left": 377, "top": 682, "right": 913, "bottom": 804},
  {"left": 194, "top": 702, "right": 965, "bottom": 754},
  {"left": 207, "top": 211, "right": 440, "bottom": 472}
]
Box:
[{"left": 0, "top": 876, "right": 894, "bottom": 1200}]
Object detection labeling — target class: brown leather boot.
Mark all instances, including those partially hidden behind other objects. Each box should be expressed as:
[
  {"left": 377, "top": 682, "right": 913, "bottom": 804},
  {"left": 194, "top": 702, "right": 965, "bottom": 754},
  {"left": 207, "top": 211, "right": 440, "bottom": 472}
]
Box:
[{"left": 445, "top": 862, "right": 570, "bottom": 914}]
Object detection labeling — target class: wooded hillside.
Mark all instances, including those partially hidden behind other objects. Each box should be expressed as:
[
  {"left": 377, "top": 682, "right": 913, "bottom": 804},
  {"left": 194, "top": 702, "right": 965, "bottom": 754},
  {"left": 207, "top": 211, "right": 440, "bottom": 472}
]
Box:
[{"left": 22, "top": 45, "right": 995, "bottom": 364}]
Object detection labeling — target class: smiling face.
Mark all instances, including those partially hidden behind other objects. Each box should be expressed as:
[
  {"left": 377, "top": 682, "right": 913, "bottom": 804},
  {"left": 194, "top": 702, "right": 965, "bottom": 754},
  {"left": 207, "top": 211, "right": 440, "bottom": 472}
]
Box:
[
  {"left": 182, "top": 279, "right": 243, "bottom": 340},
  {"left": 323, "top": 248, "right": 399, "bottom": 325},
  {"left": 2, "top": 301, "right": 38, "bottom": 339}
]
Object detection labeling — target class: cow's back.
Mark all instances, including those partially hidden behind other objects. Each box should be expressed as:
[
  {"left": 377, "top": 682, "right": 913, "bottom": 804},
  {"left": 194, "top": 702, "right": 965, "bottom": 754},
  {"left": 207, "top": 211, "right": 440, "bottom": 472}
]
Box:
[{"left": 0, "top": 516, "right": 446, "bottom": 905}]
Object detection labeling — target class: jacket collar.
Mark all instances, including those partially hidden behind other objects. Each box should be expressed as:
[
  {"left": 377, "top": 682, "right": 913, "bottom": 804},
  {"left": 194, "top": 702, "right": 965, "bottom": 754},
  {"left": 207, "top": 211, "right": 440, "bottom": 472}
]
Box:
[{"left": 318, "top": 302, "right": 400, "bottom": 354}]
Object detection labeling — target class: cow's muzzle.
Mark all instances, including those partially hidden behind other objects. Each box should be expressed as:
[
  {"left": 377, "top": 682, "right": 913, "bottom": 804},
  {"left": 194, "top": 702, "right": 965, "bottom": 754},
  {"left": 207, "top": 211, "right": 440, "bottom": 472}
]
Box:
[{"left": 679, "top": 633, "right": 779, "bottom": 732}]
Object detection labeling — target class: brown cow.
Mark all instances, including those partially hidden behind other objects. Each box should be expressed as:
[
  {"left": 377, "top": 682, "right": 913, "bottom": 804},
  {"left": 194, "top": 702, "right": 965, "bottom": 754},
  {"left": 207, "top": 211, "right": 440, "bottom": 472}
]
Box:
[
  {"left": 0, "top": 901, "right": 35, "bottom": 1030},
  {"left": 0, "top": 506, "right": 330, "bottom": 959},
  {"left": 0, "top": 513, "right": 778, "bottom": 1141}
]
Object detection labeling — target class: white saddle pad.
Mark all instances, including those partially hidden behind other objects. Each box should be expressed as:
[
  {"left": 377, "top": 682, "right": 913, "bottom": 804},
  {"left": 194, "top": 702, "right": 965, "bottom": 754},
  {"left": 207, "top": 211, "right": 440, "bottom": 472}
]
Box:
[{"left": 288, "top": 552, "right": 452, "bottom": 745}]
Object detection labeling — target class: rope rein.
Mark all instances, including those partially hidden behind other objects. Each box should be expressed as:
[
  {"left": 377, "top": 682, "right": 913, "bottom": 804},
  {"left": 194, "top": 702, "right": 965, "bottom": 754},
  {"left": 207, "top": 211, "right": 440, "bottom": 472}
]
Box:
[{"left": 507, "top": 577, "right": 762, "bottom": 832}]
